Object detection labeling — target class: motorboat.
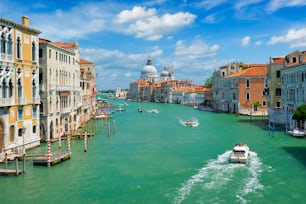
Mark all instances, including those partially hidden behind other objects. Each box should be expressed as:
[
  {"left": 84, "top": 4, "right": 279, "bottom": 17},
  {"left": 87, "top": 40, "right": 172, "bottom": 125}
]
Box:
[
  {"left": 148, "top": 109, "right": 159, "bottom": 114},
  {"left": 230, "top": 143, "right": 250, "bottom": 164},
  {"left": 288, "top": 128, "right": 305, "bottom": 138},
  {"left": 115, "top": 106, "right": 125, "bottom": 112},
  {"left": 137, "top": 107, "right": 143, "bottom": 112},
  {"left": 184, "top": 120, "right": 197, "bottom": 127}
]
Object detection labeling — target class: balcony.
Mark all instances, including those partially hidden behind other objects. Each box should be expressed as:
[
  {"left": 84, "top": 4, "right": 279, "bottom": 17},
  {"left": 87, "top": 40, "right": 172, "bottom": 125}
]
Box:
[
  {"left": 18, "top": 97, "right": 26, "bottom": 105},
  {"left": 0, "top": 98, "right": 14, "bottom": 106},
  {"left": 33, "top": 97, "right": 40, "bottom": 104}
]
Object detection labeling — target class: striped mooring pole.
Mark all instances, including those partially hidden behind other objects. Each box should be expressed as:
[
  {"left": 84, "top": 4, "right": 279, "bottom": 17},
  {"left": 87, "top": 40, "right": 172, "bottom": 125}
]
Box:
[
  {"left": 47, "top": 140, "right": 51, "bottom": 168},
  {"left": 84, "top": 132, "right": 87, "bottom": 152}
]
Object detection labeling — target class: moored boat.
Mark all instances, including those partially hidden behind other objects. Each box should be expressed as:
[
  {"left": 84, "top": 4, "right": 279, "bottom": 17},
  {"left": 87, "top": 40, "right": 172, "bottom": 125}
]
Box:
[
  {"left": 230, "top": 143, "right": 250, "bottom": 164},
  {"left": 288, "top": 128, "right": 305, "bottom": 138}
]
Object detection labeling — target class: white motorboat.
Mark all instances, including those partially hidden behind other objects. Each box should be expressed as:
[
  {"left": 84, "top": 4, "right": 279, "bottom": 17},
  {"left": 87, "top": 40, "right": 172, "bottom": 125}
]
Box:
[
  {"left": 148, "top": 109, "right": 159, "bottom": 114},
  {"left": 184, "top": 120, "right": 197, "bottom": 127},
  {"left": 137, "top": 107, "right": 143, "bottom": 112},
  {"left": 288, "top": 128, "right": 305, "bottom": 138},
  {"left": 230, "top": 143, "right": 250, "bottom": 164}
]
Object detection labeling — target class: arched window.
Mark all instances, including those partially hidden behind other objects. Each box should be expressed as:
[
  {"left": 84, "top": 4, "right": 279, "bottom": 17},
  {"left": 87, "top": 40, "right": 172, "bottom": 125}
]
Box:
[
  {"left": 32, "top": 41, "right": 36, "bottom": 61},
  {"left": 7, "top": 34, "right": 12, "bottom": 54},
  {"left": 8, "top": 79, "right": 13, "bottom": 97},
  {"left": 2, "top": 79, "right": 7, "bottom": 98},
  {"left": 17, "top": 37, "right": 21, "bottom": 59},
  {"left": 32, "top": 80, "right": 36, "bottom": 97},
  {"left": 1, "top": 33, "right": 6, "bottom": 53},
  {"left": 17, "top": 78, "right": 22, "bottom": 98}
]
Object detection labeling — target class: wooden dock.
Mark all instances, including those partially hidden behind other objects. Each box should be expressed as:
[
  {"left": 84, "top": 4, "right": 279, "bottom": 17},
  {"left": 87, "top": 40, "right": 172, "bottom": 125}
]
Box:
[
  {"left": 0, "top": 169, "right": 22, "bottom": 175},
  {"left": 33, "top": 152, "right": 71, "bottom": 166}
]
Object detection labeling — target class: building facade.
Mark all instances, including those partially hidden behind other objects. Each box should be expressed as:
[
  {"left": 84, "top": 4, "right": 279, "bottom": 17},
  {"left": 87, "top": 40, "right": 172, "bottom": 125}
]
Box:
[
  {"left": 39, "top": 39, "right": 81, "bottom": 140},
  {"left": 282, "top": 50, "right": 306, "bottom": 130},
  {"left": 0, "top": 16, "right": 41, "bottom": 152}
]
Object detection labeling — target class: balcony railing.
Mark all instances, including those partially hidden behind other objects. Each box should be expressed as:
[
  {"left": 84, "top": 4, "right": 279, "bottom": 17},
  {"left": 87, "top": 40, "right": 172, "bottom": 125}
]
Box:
[
  {"left": 0, "top": 98, "right": 14, "bottom": 106},
  {"left": 18, "top": 97, "right": 26, "bottom": 105},
  {"left": 33, "top": 97, "right": 40, "bottom": 104}
]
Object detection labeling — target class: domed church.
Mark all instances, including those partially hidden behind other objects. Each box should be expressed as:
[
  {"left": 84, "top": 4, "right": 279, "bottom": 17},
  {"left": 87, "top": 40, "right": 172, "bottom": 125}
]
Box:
[{"left": 140, "top": 56, "right": 174, "bottom": 83}]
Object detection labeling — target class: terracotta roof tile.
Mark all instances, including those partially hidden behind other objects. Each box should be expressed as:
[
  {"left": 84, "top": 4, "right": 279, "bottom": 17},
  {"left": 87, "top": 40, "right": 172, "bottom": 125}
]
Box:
[
  {"left": 80, "top": 59, "right": 93, "bottom": 64},
  {"left": 225, "top": 65, "right": 267, "bottom": 78}
]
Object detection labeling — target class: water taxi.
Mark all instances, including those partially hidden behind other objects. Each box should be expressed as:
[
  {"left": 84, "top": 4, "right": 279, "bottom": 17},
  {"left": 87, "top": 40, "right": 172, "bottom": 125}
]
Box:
[
  {"left": 137, "top": 107, "right": 143, "bottom": 112},
  {"left": 148, "top": 109, "right": 159, "bottom": 114},
  {"left": 230, "top": 143, "right": 250, "bottom": 164},
  {"left": 184, "top": 120, "right": 197, "bottom": 127}
]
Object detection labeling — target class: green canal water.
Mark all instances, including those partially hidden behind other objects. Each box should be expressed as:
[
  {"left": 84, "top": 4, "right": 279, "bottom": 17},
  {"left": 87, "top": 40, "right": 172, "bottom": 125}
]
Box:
[{"left": 1, "top": 100, "right": 306, "bottom": 204}]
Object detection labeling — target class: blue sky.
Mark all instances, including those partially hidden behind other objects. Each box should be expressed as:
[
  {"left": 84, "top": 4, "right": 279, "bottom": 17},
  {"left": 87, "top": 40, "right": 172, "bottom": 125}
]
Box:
[{"left": 1, "top": 0, "right": 306, "bottom": 90}]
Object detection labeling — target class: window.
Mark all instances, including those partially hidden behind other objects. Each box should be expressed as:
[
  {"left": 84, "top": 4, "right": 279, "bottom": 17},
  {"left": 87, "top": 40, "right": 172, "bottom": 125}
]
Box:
[
  {"left": 32, "top": 80, "right": 36, "bottom": 97},
  {"left": 39, "top": 49, "right": 43, "bottom": 58},
  {"left": 10, "top": 126, "right": 14, "bottom": 142},
  {"left": 262, "top": 101, "right": 266, "bottom": 106},
  {"left": 49, "top": 49, "right": 51, "bottom": 58},
  {"left": 276, "top": 88, "right": 281, "bottom": 96},
  {"left": 2, "top": 79, "right": 6, "bottom": 98},
  {"left": 17, "top": 78, "right": 22, "bottom": 98},
  {"left": 56, "top": 52, "right": 58, "bottom": 60},
  {"left": 33, "top": 106, "right": 37, "bottom": 118},
  {"left": 18, "top": 107, "right": 23, "bottom": 120},
  {"left": 276, "top": 70, "right": 281, "bottom": 78},
  {"left": 8, "top": 79, "right": 13, "bottom": 97},
  {"left": 7, "top": 34, "right": 12, "bottom": 54},
  {"left": 246, "top": 92, "right": 250, "bottom": 100},
  {"left": 276, "top": 101, "right": 281, "bottom": 108},
  {"left": 17, "top": 37, "right": 21, "bottom": 59},
  {"left": 18, "top": 128, "right": 23, "bottom": 137},
  {"left": 32, "top": 41, "right": 36, "bottom": 61},
  {"left": 246, "top": 78, "right": 250, "bottom": 88},
  {"left": 292, "top": 57, "right": 297, "bottom": 63},
  {"left": 33, "top": 125, "right": 36, "bottom": 133},
  {"left": 1, "top": 33, "right": 6, "bottom": 53}
]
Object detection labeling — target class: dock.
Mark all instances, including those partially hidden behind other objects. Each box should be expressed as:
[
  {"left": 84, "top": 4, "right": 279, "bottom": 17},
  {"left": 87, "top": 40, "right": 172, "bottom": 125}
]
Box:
[
  {"left": 33, "top": 152, "right": 71, "bottom": 166},
  {"left": 0, "top": 169, "right": 22, "bottom": 175}
]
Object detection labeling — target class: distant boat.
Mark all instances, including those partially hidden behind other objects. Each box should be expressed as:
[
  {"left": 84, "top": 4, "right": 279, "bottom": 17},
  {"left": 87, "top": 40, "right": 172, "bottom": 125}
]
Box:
[
  {"left": 184, "top": 120, "right": 197, "bottom": 127},
  {"left": 230, "top": 143, "right": 250, "bottom": 164},
  {"left": 137, "top": 107, "right": 143, "bottom": 113},
  {"left": 148, "top": 109, "right": 159, "bottom": 114},
  {"left": 115, "top": 106, "right": 125, "bottom": 112},
  {"left": 288, "top": 128, "right": 305, "bottom": 138}
]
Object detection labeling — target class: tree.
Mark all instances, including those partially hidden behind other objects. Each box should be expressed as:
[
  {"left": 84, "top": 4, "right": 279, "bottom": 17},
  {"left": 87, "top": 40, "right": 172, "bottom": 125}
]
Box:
[
  {"left": 292, "top": 104, "right": 306, "bottom": 125},
  {"left": 205, "top": 77, "right": 213, "bottom": 88}
]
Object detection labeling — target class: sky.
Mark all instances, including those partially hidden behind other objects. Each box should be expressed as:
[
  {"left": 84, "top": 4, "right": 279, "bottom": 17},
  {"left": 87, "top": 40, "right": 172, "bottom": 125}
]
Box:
[{"left": 1, "top": 0, "right": 306, "bottom": 90}]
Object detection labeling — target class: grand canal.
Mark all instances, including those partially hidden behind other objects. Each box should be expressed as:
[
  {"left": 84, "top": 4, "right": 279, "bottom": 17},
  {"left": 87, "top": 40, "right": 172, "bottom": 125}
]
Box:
[{"left": 1, "top": 100, "right": 306, "bottom": 204}]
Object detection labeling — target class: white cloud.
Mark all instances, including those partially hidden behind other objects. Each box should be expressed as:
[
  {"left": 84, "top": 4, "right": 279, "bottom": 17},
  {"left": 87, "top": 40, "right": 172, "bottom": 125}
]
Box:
[
  {"left": 254, "top": 41, "right": 262, "bottom": 46},
  {"left": 114, "top": 6, "right": 156, "bottom": 24},
  {"left": 268, "top": 28, "right": 306, "bottom": 48},
  {"left": 203, "top": 14, "right": 216, "bottom": 24},
  {"left": 242, "top": 36, "right": 251, "bottom": 47},
  {"left": 115, "top": 6, "right": 196, "bottom": 41},
  {"left": 175, "top": 39, "right": 219, "bottom": 59},
  {"left": 235, "top": 0, "right": 263, "bottom": 10},
  {"left": 266, "top": 0, "right": 306, "bottom": 12},
  {"left": 196, "top": 0, "right": 227, "bottom": 10}
]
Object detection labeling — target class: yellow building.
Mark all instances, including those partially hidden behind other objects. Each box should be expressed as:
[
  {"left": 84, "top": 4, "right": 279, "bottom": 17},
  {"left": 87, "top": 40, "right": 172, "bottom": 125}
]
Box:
[{"left": 0, "top": 16, "right": 41, "bottom": 153}]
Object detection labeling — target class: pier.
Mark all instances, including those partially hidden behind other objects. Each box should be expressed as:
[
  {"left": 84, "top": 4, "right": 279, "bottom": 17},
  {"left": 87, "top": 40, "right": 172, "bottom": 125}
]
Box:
[{"left": 33, "top": 152, "right": 71, "bottom": 166}]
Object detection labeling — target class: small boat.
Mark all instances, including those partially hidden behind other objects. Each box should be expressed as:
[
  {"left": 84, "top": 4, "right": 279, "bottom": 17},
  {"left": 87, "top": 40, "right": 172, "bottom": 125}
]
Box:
[
  {"left": 115, "top": 106, "right": 125, "bottom": 112},
  {"left": 137, "top": 107, "right": 143, "bottom": 112},
  {"left": 148, "top": 109, "right": 159, "bottom": 114},
  {"left": 288, "top": 128, "right": 305, "bottom": 138},
  {"left": 184, "top": 120, "right": 197, "bottom": 127},
  {"left": 230, "top": 143, "right": 250, "bottom": 164}
]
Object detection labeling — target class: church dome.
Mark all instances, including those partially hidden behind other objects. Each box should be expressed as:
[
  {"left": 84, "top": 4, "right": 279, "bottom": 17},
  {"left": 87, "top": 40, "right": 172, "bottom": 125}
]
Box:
[
  {"left": 140, "top": 56, "right": 158, "bottom": 80},
  {"left": 160, "top": 69, "right": 169, "bottom": 77}
]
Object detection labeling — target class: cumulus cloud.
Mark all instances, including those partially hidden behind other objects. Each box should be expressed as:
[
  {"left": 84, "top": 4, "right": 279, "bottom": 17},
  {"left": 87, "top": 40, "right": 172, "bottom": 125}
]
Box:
[
  {"left": 241, "top": 36, "right": 251, "bottom": 47},
  {"left": 175, "top": 39, "right": 219, "bottom": 59},
  {"left": 114, "top": 6, "right": 196, "bottom": 41},
  {"left": 268, "top": 28, "right": 306, "bottom": 48},
  {"left": 266, "top": 0, "right": 306, "bottom": 12}
]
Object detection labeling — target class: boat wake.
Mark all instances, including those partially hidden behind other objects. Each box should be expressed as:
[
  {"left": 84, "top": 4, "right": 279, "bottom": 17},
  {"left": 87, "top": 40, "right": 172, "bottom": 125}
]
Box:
[
  {"left": 179, "top": 118, "right": 199, "bottom": 127},
  {"left": 173, "top": 151, "right": 264, "bottom": 204}
]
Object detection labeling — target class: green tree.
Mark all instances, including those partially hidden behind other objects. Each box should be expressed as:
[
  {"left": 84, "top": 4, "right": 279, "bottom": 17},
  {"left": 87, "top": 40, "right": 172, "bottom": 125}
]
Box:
[
  {"left": 292, "top": 104, "right": 306, "bottom": 123},
  {"left": 205, "top": 77, "right": 213, "bottom": 88}
]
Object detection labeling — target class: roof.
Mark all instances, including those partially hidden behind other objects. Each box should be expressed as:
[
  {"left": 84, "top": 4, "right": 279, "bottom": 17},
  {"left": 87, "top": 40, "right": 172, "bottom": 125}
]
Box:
[
  {"left": 52, "top": 42, "right": 78, "bottom": 49},
  {"left": 80, "top": 59, "right": 93, "bottom": 64},
  {"left": 225, "top": 65, "right": 267, "bottom": 78}
]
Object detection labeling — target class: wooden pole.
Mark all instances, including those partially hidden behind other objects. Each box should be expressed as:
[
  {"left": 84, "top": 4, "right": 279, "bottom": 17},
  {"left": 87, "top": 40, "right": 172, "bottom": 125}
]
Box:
[
  {"left": 58, "top": 131, "right": 61, "bottom": 149},
  {"left": 108, "top": 122, "right": 110, "bottom": 137},
  {"left": 113, "top": 120, "right": 116, "bottom": 134},
  {"left": 15, "top": 157, "right": 18, "bottom": 176}
]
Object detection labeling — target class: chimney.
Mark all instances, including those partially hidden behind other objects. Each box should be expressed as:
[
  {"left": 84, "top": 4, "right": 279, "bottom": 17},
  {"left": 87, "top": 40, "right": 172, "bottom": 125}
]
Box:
[{"left": 22, "top": 16, "right": 29, "bottom": 26}]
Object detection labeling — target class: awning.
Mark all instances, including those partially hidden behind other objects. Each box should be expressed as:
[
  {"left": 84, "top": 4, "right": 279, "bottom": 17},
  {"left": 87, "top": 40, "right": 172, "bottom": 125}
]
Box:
[{"left": 60, "top": 91, "right": 70, "bottom": 96}]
